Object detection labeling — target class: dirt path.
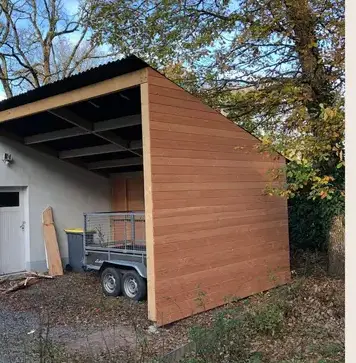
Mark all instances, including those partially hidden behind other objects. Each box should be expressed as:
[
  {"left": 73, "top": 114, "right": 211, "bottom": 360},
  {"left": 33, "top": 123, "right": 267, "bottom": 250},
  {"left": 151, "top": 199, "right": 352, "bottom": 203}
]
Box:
[
  {"left": 0, "top": 256, "right": 344, "bottom": 363},
  {"left": 0, "top": 272, "right": 151, "bottom": 362},
  {"left": 0, "top": 272, "right": 188, "bottom": 362},
  {"left": 0, "top": 300, "right": 138, "bottom": 362}
]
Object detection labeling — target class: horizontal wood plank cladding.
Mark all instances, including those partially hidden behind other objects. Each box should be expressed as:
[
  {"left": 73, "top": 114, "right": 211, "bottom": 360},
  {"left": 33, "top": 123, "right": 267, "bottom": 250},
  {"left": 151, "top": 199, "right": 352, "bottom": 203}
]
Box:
[
  {"left": 156, "top": 267, "right": 290, "bottom": 320},
  {"left": 151, "top": 157, "right": 283, "bottom": 169},
  {"left": 152, "top": 173, "right": 278, "bottom": 184},
  {"left": 153, "top": 212, "right": 287, "bottom": 237},
  {"left": 149, "top": 103, "right": 232, "bottom": 123},
  {"left": 152, "top": 181, "right": 280, "bottom": 192},
  {"left": 149, "top": 94, "right": 217, "bottom": 114},
  {"left": 155, "top": 251, "right": 289, "bottom": 297},
  {"left": 153, "top": 202, "right": 285, "bottom": 218},
  {"left": 146, "top": 69, "right": 290, "bottom": 326},
  {"left": 150, "top": 148, "right": 277, "bottom": 163},
  {"left": 146, "top": 69, "right": 183, "bottom": 90},
  {"left": 153, "top": 194, "right": 277, "bottom": 208},
  {"left": 151, "top": 138, "right": 259, "bottom": 153},
  {"left": 155, "top": 242, "right": 289, "bottom": 284},
  {"left": 151, "top": 130, "right": 254, "bottom": 146},
  {"left": 156, "top": 270, "right": 290, "bottom": 324},
  {"left": 154, "top": 207, "right": 284, "bottom": 227},
  {"left": 150, "top": 120, "right": 255, "bottom": 140},
  {"left": 154, "top": 220, "right": 288, "bottom": 246},
  {"left": 151, "top": 165, "right": 273, "bottom": 176},
  {"left": 155, "top": 254, "right": 290, "bottom": 322},
  {"left": 149, "top": 84, "right": 202, "bottom": 103},
  {"left": 154, "top": 225, "right": 289, "bottom": 255},
  {"left": 150, "top": 111, "right": 248, "bottom": 135}
]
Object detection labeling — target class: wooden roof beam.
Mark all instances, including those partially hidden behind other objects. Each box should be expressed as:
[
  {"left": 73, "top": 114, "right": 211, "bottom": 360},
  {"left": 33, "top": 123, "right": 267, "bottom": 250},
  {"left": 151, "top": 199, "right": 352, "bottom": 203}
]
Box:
[
  {"left": 49, "top": 108, "right": 92, "bottom": 130},
  {"left": 0, "top": 68, "right": 147, "bottom": 123},
  {"left": 87, "top": 157, "right": 143, "bottom": 170},
  {"left": 60, "top": 144, "right": 124, "bottom": 159},
  {"left": 49, "top": 108, "right": 142, "bottom": 157},
  {"left": 24, "top": 114, "right": 141, "bottom": 145},
  {"left": 59, "top": 141, "right": 142, "bottom": 159},
  {"left": 0, "top": 128, "right": 58, "bottom": 158},
  {"left": 25, "top": 128, "right": 90, "bottom": 145},
  {"left": 94, "top": 114, "right": 141, "bottom": 132}
]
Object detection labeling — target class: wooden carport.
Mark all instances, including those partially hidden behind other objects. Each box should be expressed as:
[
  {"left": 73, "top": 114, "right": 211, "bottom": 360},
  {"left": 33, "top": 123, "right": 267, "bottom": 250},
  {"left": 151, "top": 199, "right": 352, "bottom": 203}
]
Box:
[{"left": 0, "top": 55, "right": 290, "bottom": 325}]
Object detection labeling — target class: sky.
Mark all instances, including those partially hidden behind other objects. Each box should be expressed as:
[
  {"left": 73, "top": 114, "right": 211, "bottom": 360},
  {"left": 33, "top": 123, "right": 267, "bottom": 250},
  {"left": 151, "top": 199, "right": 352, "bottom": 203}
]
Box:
[{"left": 0, "top": 0, "right": 112, "bottom": 100}]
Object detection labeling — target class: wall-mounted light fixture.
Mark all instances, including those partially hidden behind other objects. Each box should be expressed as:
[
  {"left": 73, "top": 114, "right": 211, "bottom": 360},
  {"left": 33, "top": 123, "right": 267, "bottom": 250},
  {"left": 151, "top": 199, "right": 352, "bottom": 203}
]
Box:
[{"left": 2, "top": 153, "right": 13, "bottom": 166}]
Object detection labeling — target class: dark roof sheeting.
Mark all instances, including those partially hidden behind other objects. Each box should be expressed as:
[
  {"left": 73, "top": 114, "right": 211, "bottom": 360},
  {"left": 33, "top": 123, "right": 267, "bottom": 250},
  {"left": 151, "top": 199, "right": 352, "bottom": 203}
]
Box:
[{"left": 0, "top": 55, "right": 149, "bottom": 112}]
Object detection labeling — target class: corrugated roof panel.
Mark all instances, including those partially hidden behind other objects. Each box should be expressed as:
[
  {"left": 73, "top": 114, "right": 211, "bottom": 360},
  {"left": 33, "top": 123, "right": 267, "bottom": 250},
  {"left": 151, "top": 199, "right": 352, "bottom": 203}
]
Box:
[{"left": 0, "top": 55, "right": 148, "bottom": 112}]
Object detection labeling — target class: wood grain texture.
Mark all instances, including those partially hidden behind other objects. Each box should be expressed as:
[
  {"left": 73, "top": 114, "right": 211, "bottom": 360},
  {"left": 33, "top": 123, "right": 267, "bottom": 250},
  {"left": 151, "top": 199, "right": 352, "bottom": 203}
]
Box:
[
  {"left": 146, "top": 68, "right": 290, "bottom": 326},
  {"left": 0, "top": 69, "right": 147, "bottom": 123},
  {"left": 111, "top": 173, "right": 145, "bottom": 241},
  {"left": 141, "top": 80, "right": 157, "bottom": 321},
  {"left": 112, "top": 173, "right": 145, "bottom": 211},
  {"left": 42, "top": 207, "right": 63, "bottom": 276},
  {"left": 112, "top": 178, "right": 127, "bottom": 211}
]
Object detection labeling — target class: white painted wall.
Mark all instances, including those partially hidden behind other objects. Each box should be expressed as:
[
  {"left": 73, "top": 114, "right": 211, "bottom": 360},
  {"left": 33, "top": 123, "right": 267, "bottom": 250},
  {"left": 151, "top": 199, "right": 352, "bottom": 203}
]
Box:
[{"left": 0, "top": 137, "right": 111, "bottom": 271}]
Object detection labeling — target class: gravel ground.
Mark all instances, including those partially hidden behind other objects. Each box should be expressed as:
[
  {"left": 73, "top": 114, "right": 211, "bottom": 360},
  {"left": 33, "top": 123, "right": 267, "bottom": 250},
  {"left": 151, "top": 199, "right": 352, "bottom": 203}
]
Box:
[
  {"left": 0, "top": 300, "right": 39, "bottom": 363},
  {"left": 0, "top": 272, "right": 189, "bottom": 362},
  {"left": 0, "top": 253, "right": 345, "bottom": 363},
  {"left": 0, "top": 272, "right": 148, "bottom": 362},
  {"left": 0, "top": 299, "right": 139, "bottom": 363}
]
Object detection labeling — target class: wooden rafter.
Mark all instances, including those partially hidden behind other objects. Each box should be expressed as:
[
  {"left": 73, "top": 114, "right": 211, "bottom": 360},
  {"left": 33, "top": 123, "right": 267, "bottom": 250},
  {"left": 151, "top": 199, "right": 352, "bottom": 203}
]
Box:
[
  {"left": 25, "top": 114, "right": 141, "bottom": 145},
  {"left": 87, "top": 157, "right": 143, "bottom": 170},
  {"left": 0, "top": 69, "right": 147, "bottom": 123},
  {"left": 49, "top": 108, "right": 142, "bottom": 157}
]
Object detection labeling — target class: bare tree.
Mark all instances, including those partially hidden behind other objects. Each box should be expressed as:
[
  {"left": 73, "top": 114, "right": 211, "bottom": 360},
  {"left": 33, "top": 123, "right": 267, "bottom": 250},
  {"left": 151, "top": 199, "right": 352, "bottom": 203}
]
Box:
[{"left": 0, "top": 0, "right": 116, "bottom": 97}]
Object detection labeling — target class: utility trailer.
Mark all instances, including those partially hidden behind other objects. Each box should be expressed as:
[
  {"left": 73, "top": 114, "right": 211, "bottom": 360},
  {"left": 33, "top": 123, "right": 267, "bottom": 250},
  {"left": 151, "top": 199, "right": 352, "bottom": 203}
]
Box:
[{"left": 83, "top": 211, "right": 147, "bottom": 301}]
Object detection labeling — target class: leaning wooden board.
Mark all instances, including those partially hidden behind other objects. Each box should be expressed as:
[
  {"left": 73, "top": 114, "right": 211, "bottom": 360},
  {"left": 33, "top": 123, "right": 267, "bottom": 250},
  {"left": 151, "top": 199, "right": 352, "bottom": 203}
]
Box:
[{"left": 42, "top": 206, "right": 63, "bottom": 276}]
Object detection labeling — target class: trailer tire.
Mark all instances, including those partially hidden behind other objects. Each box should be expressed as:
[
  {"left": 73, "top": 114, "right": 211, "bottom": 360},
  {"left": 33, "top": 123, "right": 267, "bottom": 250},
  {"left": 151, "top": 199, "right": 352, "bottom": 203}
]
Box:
[
  {"left": 101, "top": 267, "right": 122, "bottom": 296},
  {"left": 122, "top": 271, "right": 147, "bottom": 301}
]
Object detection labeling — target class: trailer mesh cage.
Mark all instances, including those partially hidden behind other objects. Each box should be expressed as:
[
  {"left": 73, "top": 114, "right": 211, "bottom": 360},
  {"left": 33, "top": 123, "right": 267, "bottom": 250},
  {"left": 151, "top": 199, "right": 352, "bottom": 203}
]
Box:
[{"left": 84, "top": 212, "right": 146, "bottom": 254}]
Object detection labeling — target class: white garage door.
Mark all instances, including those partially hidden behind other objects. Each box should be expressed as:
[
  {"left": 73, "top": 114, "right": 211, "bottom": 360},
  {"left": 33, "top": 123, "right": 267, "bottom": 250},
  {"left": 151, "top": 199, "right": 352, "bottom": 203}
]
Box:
[{"left": 0, "top": 189, "right": 26, "bottom": 274}]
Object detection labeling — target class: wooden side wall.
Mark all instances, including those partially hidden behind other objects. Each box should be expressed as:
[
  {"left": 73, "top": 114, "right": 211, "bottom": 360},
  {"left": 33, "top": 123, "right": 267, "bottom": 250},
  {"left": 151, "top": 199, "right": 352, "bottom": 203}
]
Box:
[
  {"left": 143, "top": 68, "right": 291, "bottom": 325},
  {"left": 112, "top": 173, "right": 145, "bottom": 211},
  {"left": 111, "top": 173, "right": 145, "bottom": 242}
]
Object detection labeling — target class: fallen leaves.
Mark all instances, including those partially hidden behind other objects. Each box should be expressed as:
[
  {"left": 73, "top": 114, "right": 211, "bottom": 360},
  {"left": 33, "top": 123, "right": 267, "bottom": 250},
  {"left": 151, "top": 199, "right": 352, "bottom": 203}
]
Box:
[
  {"left": 0, "top": 252, "right": 344, "bottom": 362},
  {"left": 1, "top": 271, "right": 54, "bottom": 294}
]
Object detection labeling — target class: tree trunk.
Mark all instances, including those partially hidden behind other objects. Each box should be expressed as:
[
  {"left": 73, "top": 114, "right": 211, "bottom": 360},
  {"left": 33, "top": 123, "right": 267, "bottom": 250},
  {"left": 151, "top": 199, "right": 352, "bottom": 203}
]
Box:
[
  {"left": 0, "top": 56, "right": 13, "bottom": 98},
  {"left": 285, "top": 0, "right": 333, "bottom": 119},
  {"left": 328, "top": 215, "right": 345, "bottom": 278}
]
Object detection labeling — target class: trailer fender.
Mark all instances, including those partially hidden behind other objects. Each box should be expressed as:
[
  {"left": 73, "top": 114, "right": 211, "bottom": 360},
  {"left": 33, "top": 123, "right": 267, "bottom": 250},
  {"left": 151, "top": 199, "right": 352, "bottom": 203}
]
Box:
[{"left": 99, "top": 260, "right": 147, "bottom": 279}]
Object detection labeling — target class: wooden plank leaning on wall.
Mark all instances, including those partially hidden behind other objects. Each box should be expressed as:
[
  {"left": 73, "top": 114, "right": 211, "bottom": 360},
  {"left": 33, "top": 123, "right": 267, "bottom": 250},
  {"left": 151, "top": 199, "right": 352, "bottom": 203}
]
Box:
[{"left": 42, "top": 206, "right": 63, "bottom": 276}]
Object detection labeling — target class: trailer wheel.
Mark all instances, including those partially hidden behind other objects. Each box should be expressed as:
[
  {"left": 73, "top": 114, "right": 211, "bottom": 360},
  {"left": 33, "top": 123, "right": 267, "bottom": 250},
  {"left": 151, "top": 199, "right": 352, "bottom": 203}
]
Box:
[
  {"left": 122, "top": 271, "right": 147, "bottom": 301},
  {"left": 101, "top": 267, "right": 121, "bottom": 296}
]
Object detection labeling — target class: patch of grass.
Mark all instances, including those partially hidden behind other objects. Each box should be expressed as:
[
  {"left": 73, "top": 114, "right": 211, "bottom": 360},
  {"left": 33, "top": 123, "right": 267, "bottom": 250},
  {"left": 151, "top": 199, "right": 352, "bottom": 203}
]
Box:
[
  {"left": 308, "top": 341, "right": 344, "bottom": 361},
  {"left": 1, "top": 250, "right": 344, "bottom": 363},
  {"left": 193, "top": 286, "right": 207, "bottom": 310},
  {"left": 247, "top": 303, "right": 285, "bottom": 336},
  {"left": 322, "top": 342, "right": 344, "bottom": 356},
  {"left": 179, "top": 251, "right": 344, "bottom": 363},
  {"left": 184, "top": 309, "right": 251, "bottom": 363},
  {"left": 248, "top": 351, "right": 264, "bottom": 363}
]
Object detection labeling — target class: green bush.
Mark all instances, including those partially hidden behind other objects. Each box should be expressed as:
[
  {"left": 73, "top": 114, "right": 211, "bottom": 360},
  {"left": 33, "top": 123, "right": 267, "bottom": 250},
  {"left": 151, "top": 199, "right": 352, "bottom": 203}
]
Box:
[
  {"left": 288, "top": 193, "right": 344, "bottom": 251},
  {"left": 186, "top": 309, "right": 250, "bottom": 363},
  {"left": 247, "top": 303, "right": 285, "bottom": 336}
]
